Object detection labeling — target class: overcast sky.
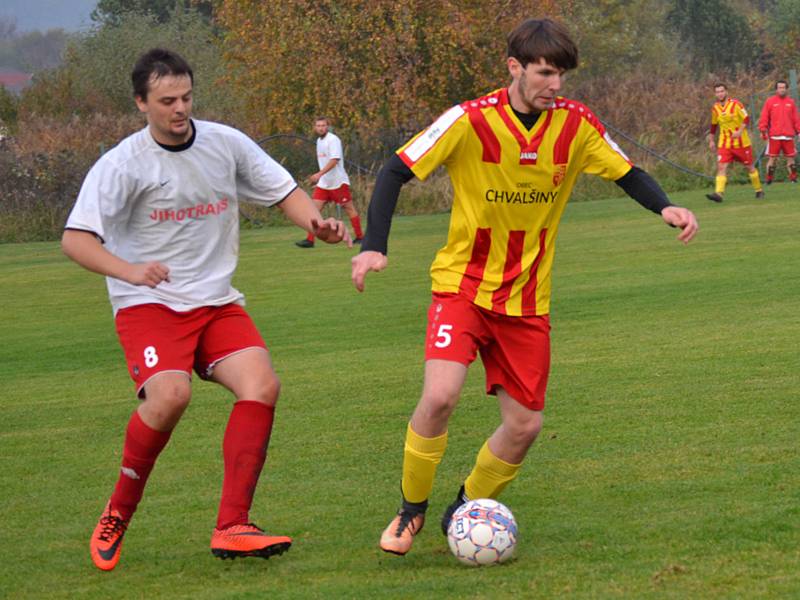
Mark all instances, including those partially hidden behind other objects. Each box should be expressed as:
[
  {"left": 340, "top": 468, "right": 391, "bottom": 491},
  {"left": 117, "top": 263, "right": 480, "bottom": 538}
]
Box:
[{"left": 1, "top": 0, "right": 97, "bottom": 33}]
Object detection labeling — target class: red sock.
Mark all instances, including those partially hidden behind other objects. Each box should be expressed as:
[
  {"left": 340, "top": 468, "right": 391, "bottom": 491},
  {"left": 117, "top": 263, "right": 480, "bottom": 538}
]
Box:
[
  {"left": 350, "top": 215, "right": 363, "bottom": 238},
  {"left": 110, "top": 411, "right": 172, "bottom": 521},
  {"left": 306, "top": 232, "right": 315, "bottom": 242},
  {"left": 217, "top": 401, "right": 275, "bottom": 529}
]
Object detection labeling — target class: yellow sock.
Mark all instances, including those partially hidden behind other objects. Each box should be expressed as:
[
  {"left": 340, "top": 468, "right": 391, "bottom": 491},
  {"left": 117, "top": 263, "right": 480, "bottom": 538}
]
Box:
[
  {"left": 749, "top": 170, "right": 762, "bottom": 192},
  {"left": 464, "top": 441, "right": 522, "bottom": 500},
  {"left": 401, "top": 423, "right": 447, "bottom": 503},
  {"left": 715, "top": 175, "right": 727, "bottom": 195}
]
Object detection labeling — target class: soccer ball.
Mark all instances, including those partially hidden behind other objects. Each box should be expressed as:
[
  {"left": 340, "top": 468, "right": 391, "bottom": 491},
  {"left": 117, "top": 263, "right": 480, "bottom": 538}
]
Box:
[{"left": 446, "top": 498, "right": 518, "bottom": 566}]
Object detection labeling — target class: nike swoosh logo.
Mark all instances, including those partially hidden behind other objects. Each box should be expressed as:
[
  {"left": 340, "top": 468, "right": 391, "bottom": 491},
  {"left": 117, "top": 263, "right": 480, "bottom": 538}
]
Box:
[
  {"left": 97, "top": 535, "right": 123, "bottom": 561},
  {"left": 159, "top": 180, "right": 169, "bottom": 187}
]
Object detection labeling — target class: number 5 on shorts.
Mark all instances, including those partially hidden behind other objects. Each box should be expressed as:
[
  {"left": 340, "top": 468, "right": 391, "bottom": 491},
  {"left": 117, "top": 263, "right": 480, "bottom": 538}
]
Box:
[{"left": 434, "top": 324, "right": 453, "bottom": 348}]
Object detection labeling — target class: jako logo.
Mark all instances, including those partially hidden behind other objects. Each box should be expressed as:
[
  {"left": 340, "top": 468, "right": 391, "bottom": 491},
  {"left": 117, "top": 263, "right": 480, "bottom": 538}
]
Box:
[{"left": 520, "top": 152, "right": 538, "bottom": 160}]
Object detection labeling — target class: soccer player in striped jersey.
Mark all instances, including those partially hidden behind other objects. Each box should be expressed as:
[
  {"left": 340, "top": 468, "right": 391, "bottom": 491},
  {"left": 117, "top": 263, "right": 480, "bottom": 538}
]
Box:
[
  {"left": 350, "top": 18, "right": 698, "bottom": 557},
  {"left": 706, "top": 83, "right": 764, "bottom": 202}
]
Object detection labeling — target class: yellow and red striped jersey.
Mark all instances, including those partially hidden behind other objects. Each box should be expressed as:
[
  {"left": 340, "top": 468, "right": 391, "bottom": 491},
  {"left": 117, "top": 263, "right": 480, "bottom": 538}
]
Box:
[
  {"left": 397, "top": 88, "right": 632, "bottom": 316},
  {"left": 711, "top": 98, "right": 752, "bottom": 149}
]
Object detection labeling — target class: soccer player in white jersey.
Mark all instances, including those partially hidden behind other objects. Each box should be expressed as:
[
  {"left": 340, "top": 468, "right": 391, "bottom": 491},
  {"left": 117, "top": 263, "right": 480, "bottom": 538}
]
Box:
[
  {"left": 62, "top": 48, "right": 350, "bottom": 571},
  {"left": 295, "top": 116, "right": 364, "bottom": 247}
]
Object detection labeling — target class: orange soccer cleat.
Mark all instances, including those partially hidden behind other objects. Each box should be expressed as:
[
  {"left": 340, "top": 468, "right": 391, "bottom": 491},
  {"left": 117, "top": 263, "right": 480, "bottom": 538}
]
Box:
[
  {"left": 210, "top": 523, "right": 292, "bottom": 560},
  {"left": 90, "top": 502, "right": 129, "bottom": 571},
  {"left": 379, "top": 507, "right": 426, "bottom": 556}
]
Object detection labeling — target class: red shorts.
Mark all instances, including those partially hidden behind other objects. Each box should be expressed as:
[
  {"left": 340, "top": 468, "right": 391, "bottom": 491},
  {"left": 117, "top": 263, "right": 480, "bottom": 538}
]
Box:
[
  {"left": 115, "top": 303, "right": 267, "bottom": 398},
  {"left": 767, "top": 138, "right": 796, "bottom": 157},
  {"left": 312, "top": 184, "right": 352, "bottom": 205},
  {"left": 424, "top": 293, "right": 550, "bottom": 410},
  {"left": 717, "top": 146, "right": 753, "bottom": 165}
]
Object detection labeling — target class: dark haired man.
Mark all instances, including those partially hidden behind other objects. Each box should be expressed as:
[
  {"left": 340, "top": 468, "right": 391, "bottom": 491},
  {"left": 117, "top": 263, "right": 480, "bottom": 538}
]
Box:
[
  {"left": 706, "top": 83, "right": 764, "bottom": 202},
  {"left": 351, "top": 18, "right": 698, "bottom": 556},
  {"left": 295, "top": 116, "right": 364, "bottom": 247},
  {"left": 63, "top": 48, "right": 350, "bottom": 570},
  {"left": 758, "top": 80, "right": 800, "bottom": 184}
]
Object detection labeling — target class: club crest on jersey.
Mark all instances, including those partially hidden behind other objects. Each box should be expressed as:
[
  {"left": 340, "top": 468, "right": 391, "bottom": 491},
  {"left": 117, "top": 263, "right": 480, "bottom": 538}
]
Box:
[
  {"left": 520, "top": 151, "right": 538, "bottom": 165},
  {"left": 552, "top": 164, "right": 567, "bottom": 187}
]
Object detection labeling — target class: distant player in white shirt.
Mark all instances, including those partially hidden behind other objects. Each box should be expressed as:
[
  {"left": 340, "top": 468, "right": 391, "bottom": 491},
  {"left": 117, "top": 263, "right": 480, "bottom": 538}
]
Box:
[
  {"left": 295, "top": 116, "right": 364, "bottom": 247},
  {"left": 62, "top": 48, "right": 350, "bottom": 572}
]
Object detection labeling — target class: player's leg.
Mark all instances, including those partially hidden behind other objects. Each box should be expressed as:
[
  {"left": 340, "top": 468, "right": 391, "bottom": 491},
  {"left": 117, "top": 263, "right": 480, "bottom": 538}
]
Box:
[
  {"left": 707, "top": 155, "right": 728, "bottom": 202},
  {"left": 785, "top": 142, "right": 797, "bottom": 182},
  {"left": 200, "top": 305, "right": 291, "bottom": 559},
  {"left": 338, "top": 185, "right": 363, "bottom": 241},
  {"left": 744, "top": 147, "right": 763, "bottom": 198},
  {"left": 440, "top": 312, "right": 549, "bottom": 534},
  {"left": 380, "top": 293, "right": 480, "bottom": 555},
  {"left": 296, "top": 197, "right": 328, "bottom": 247},
  {"left": 91, "top": 305, "right": 198, "bottom": 571},
  {"left": 380, "top": 359, "right": 468, "bottom": 555},
  {"left": 765, "top": 151, "right": 776, "bottom": 184}
]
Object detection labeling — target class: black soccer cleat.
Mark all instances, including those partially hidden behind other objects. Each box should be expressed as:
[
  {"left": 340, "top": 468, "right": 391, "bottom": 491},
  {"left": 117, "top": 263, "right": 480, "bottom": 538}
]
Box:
[
  {"left": 295, "top": 239, "right": 314, "bottom": 248},
  {"left": 705, "top": 192, "right": 723, "bottom": 203},
  {"left": 440, "top": 484, "right": 469, "bottom": 535}
]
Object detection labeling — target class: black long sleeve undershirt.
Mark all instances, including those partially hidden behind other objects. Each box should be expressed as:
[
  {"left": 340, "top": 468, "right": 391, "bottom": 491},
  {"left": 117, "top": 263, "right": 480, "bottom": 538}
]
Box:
[
  {"left": 361, "top": 154, "right": 414, "bottom": 255},
  {"left": 361, "top": 156, "right": 672, "bottom": 255}
]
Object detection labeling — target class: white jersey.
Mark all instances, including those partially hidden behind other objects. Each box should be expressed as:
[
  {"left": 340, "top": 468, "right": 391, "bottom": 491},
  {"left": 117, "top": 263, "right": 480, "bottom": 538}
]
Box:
[
  {"left": 316, "top": 132, "right": 350, "bottom": 189},
  {"left": 66, "top": 119, "right": 297, "bottom": 315}
]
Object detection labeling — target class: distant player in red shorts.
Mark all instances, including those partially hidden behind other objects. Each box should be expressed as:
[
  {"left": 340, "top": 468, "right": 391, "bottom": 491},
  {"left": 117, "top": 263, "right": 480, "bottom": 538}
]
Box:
[
  {"left": 758, "top": 80, "right": 800, "bottom": 184},
  {"left": 705, "top": 83, "right": 764, "bottom": 203},
  {"left": 62, "top": 48, "right": 350, "bottom": 571},
  {"left": 295, "top": 116, "right": 364, "bottom": 247},
  {"left": 351, "top": 18, "right": 698, "bottom": 557}
]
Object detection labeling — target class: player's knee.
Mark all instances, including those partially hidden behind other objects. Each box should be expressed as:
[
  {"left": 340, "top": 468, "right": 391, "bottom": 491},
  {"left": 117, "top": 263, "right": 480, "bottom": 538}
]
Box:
[
  {"left": 250, "top": 374, "right": 281, "bottom": 406},
  {"left": 507, "top": 414, "right": 542, "bottom": 446},
  {"left": 420, "top": 386, "right": 460, "bottom": 419},
  {"left": 142, "top": 378, "right": 192, "bottom": 426}
]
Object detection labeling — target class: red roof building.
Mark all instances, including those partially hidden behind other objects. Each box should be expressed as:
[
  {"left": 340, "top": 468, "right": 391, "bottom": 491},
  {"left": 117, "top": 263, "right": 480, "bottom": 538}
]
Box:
[{"left": 0, "top": 69, "right": 33, "bottom": 94}]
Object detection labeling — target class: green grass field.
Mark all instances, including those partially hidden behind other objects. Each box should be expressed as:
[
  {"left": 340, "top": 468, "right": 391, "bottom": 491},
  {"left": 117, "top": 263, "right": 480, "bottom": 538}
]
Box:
[{"left": 1, "top": 184, "right": 798, "bottom": 599}]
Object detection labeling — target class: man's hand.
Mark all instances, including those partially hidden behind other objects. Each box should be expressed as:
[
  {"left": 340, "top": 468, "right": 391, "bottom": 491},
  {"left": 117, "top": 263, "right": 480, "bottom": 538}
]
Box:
[
  {"left": 760, "top": 130, "right": 768, "bottom": 141},
  {"left": 312, "top": 217, "right": 352, "bottom": 247},
  {"left": 351, "top": 250, "right": 388, "bottom": 292},
  {"left": 124, "top": 261, "right": 171, "bottom": 288},
  {"left": 661, "top": 206, "right": 698, "bottom": 244},
  {"left": 308, "top": 172, "right": 322, "bottom": 185}
]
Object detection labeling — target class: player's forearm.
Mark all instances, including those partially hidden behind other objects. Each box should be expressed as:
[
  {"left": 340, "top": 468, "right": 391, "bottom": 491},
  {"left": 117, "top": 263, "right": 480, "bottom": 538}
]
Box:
[
  {"left": 278, "top": 186, "right": 323, "bottom": 232},
  {"left": 614, "top": 166, "right": 673, "bottom": 215},
  {"left": 317, "top": 158, "right": 339, "bottom": 177},
  {"left": 361, "top": 154, "right": 414, "bottom": 255},
  {"left": 61, "top": 229, "right": 135, "bottom": 281}
]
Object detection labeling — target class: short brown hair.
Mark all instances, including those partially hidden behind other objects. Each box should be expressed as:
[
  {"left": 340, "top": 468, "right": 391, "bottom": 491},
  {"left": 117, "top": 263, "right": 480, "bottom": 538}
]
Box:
[
  {"left": 714, "top": 82, "right": 727, "bottom": 90},
  {"left": 506, "top": 18, "right": 578, "bottom": 71},
  {"left": 132, "top": 48, "right": 193, "bottom": 101}
]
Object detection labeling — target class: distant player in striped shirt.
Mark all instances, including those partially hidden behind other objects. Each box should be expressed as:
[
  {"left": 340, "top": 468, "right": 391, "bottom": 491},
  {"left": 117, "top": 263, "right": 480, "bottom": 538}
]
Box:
[
  {"left": 351, "top": 18, "right": 698, "bottom": 556},
  {"left": 706, "top": 83, "right": 764, "bottom": 202}
]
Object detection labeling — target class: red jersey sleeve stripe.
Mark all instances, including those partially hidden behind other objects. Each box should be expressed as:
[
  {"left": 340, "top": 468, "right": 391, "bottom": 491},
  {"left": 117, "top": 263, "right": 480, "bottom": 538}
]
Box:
[
  {"left": 458, "top": 228, "right": 492, "bottom": 302},
  {"left": 520, "top": 229, "right": 548, "bottom": 313},
  {"left": 491, "top": 230, "right": 526, "bottom": 314},
  {"left": 467, "top": 108, "right": 502, "bottom": 163}
]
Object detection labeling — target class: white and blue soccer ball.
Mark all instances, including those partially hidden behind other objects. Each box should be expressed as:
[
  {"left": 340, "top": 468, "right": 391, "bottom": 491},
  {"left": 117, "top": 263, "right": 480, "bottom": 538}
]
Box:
[{"left": 446, "top": 498, "right": 518, "bottom": 566}]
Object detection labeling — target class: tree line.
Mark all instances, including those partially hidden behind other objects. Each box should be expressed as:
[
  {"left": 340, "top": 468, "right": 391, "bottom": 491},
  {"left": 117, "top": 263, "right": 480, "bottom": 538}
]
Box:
[{"left": 1, "top": 0, "right": 798, "bottom": 242}]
